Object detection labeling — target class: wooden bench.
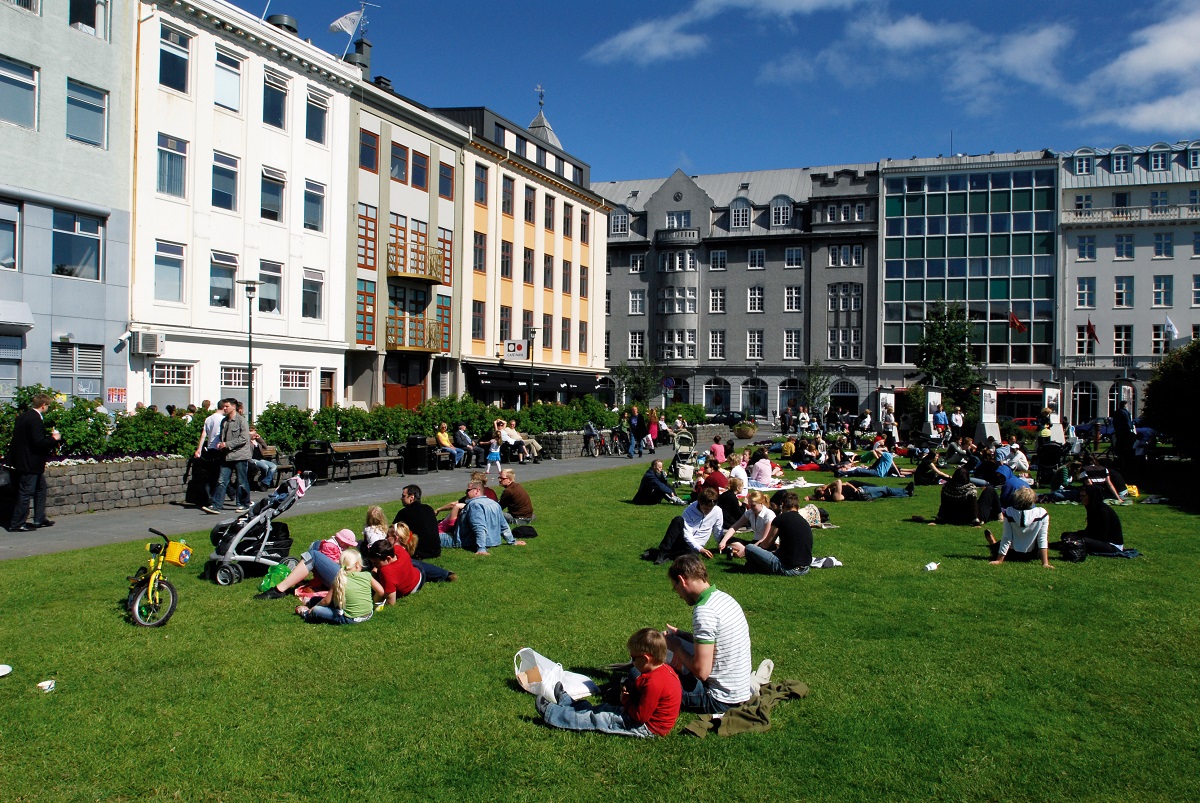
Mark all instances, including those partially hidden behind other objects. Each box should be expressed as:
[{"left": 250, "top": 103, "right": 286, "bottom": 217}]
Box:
[
  {"left": 426, "top": 436, "right": 456, "bottom": 471},
  {"left": 330, "top": 440, "right": 403, "bottom": 482},
  {"left": 257, "top": 445, "right": 296, "bottom": 480}
]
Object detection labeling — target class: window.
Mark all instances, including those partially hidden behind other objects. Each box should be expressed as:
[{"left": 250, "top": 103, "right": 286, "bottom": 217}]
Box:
[
  {"left": 710, "top": 250, "right": 727, "bottom": 271},
  {"left": 1076, "top": 277, "right": 1095, "bottom": 308},
  {"left": 515, "top": 137, "right": 526, "bottom": 159},
  {"left": 605, "top": 290, "right": 611, "bottom": 315},
  {"left": 543, "top": 254, "right": 553, "bottom": 289},
  {"left": 826, "top": 204, "right": 837, "bottom": 222},
  {"left": 437, "top": 227, "right": 452, "bottom": 281},
  {"left": 544, "top": 195, "right": 555, "bottom": 231},
  {"left": 301, "top": 269, "right": 323, "bottom": 319},
  {"left": 1075, "top": 325, "right": 1094, "bottom": 356},
  {"left": 159, "top": 25, "right": 190, "bottom": 93},
  {"left": 855, "top": 203, "right": 866, "bottom": 221},
  {"left": 629, "top": 331, "right": 644, "bottom": 359},
  {"left": 411, "top": 152, "right": 428, "bottom": 190},
  {"left": 359, "top": 130, "right": 378, "bottom": 173},
  {"left": 562, "top": 260, "right": 572, "bottom": 294},
  {"left": 65, "top": 80, "right": 106, "bottom": 147},
  {"left": 1113, "top": 191, "right": 1131, "bottom": 209},
  {"left": 1114, "top": 325, "right": 1132, "bottom": 355},
  {"left": 499, "top": 305, "right": 511, "bottom": 342},
  {"left": 209, "top": 251, "right": 236, "bottom": 307},
  {"left": 51, "top": 210, "right": 101, "bottom": 280},
  {"left": 154, "top": 241, "right": 184, "bottom": 303},
  {"left": 543, "top": 314, "right": 553, "bottom": 349},
  {"left": 525, "top": 187, "right": 536, "bottom": 223},
  {"left": 658, "top": 251, "right": 696, "bottom": 272},
  {"left": 1077, "top": 236, "right": 1096, "bottom": 261},
  {"left": 610, "top": 212, "right": 628, "bottom": 235},
  {"left": 563, "top": 203, "right": 574, "bottom": 238},
  {"left": 1192, "top": 189, "right": 1200, "bottom": 210},
  {"left": 522, "top": 248, "right": 534, "bottom": 284},
  {"left": 303, "top": 181, "right": 325, "bottom": 232},
  {"left": 580, "top": 265, "right": 588, "bottom": 298},
  {"left": 472, "top": 232, "right": 486, "bottom": 273},
  {"left": 561, "top": 317, "right": 571, "bottom": 352},
  {"left": 262, "top": 70, "right": 287, "bottom": 129},
  {"left": 746, "top": 330, "right": 763, "bottom": 360},
  {"left": 604, "top": 330, "right": 610, "bottom": 360},
  {"left": 438, "top": 163, "right": 454, "bottom": 200},
  {"left": 388, "top": 143, "right": 407, "bottom": 183},
  {"left": 150, "top": 363, "right": 193, "bottom": 409},
  {"left": 1191, "top": 149, "right": 1200, "bottom": 170},
  {"left": 730, "top": 201, "right": 750, "bottom": 229},
  {"left": 1115, "top": 234, "right": 1134, "bottom": 259},
  {"left": 656, "top": 329, "right": 696, "bottom": 360},
  {"left": 471, "top": 300, "right": 484, "bottom": 340},
  {"left": 1152, "top": 324, "right": 1169, "bottom": 355},
  {"left": 1195, "top": 232, "right": 1200, "bottom": 257},
  {"left": 1, "top": 216, "right": 17, "bottom": 271},
  {"left": 748, "top": 286, "right": 764, "bottom": 312},
  {"left": 500, "top": 240, "right": 512, "bottom": 279},
  {"left": 580, "top": 210, "right": 590, "bottom": 244},
  {"left": 1075, "top": 194, "right": 1092, "bottom": 211},
  {"left": 50, "top": 343, "right": 103, "bottom": 400},
  {"left": 630, "top": 254, "right": 645, "bottom": 273},
  {"left": 1150, "top": 150, "right": 1168, "bottom": 171},
  {"left": 0, "top": 57, "right": 36, "bottom": 129},
  {"left": 501, "top": 176, "right": 514, "bottom": 215},
  {"left": 772, "top": 202, "right": 791, "bottom": 227},
  {"left": 629, "top": 289, "right": 645, "bottom": 315},
  {"left": 710, "top": 287, "right": 725, "bottom": 313},
  {"left": 579, "top": 321, "right": 588, "bottom": 354},
  {"left": 1114, "top": 276, "right": 1134, "bottom": 308},
  {"left": 666, "top": 210, "right": 691, "bottom": 229},
  {"left": 214, "top": 49, "right": 241, "bottom": 112},
  {"left": 305, "top": 92, "right": 327, "bottom": 144},
  {"left": 522, "top": 310, "right": 533, "bottom": 341},
  {"left": 212, "top": 152, "right": 238, "bottom": 211},
  {"left": 709, "top": 330, "right": 725, "bottom": 359},
  {"left": 1153, "top": 275, "right": 1173, "bottom": 307},
  {"left": 657, "top": 286, "right": 696, "bottom": 314},
  {"left": 279, "top": 369, "right": 310, "bottom": 408},
  {"left": 1111, "top": 152, "right": 1129, "bottom": 173},
  {"left": 784, "top": 247, "right": 803, "bottom": 269},
  {"left": 1150, "top": 191, "right": 1169, "bottom": 211},
  {"left": 260, "top": 167, "right": 285, "bottom": 222},
  {"left": 784, "top": 329, "right": 802, "bottom": 359},
  {"left": 1155, "top": 233, "right": 1174, "bottom": 258},
  {"left": 356, "top": 203, "right": 376, "bottom": 270},
  {"left": 388, "top": 213, "right": 407, "bottom": 271},
  {"left": 258, "top": 260, "right": 281, "bottom": 313},
  {"left": 1074, "top": 155, "right": 1093, "bottom": 175},
  {"left": 747, "top": 249, "right": 765, "bottom": 269},
  {"left": 785, "top": 286, "right": 803, "bottom": 312},
  {"left": 356, "top": 279, "right": 375, "bottom": 345},
  {"left": 156, "top": 134, "right": 187, "bottom": 197}
]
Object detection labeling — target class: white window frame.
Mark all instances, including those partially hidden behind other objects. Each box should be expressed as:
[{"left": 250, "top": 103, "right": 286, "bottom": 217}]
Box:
[
  {"left": 151, "top": 362, "right": 193, "bottom": 387},
  {"left": 1114, "top": 276, "right": 1134, "bottom": 308},
  {"left": 666, "top": 210, "right": 691, "bottom": 229},
  {"left": 1115, "top": 234, "right": 1134, "bottom": 260},
  {"left": 1111, "top": 152, "right": 1130, "bottom": 173},
  {"left": 747, "top": 286, "right": 764, "bottom": 313},
  {"left": 629, "top": 253, "right": 645, "bottom": 273},
  {"left": 746, "top": 330, "right": 763, "bottom": 360},
  {"left": 771, "top": 202, "right": 791, "bottom": 227},
  {"left": 1150, "top": 150, "right": 1168, "bottom": 171},
  {"left": 214, "top": 48, "right": 242, "bottom": 112},
  {"left": 628, "top": 331, "right": 644, "bottom": 360},
  {"left": 1075, "top": 155, "right": 1093, "bottom": 175},
  {"left": 784, "top": 329, "right": 802, "bottom": 359},
  {"left": 784, "top": 285, "right": 802, "bottom": 312},
  {"left": 709, "top": 329, "right": 725, "bottom": 360},
  {"left": 1076, "top": 276, "right": 1095, "bottom": 309},
  {"left": 1075, "top": 326, "right": 1094, "bottom": 356},
  {"left": 629, "top": 289, "right": 645, "bottom": 315},
  {"left": 159, "top": 25, "right": 190, "bottom": 94},
  {"left": 258, "top": 260, "right": 282, "bottom": 314},
  {"left": 1077, "top": 235, "right": 1096, "bottom": 261},
  {"left": 854, "top": 203, "right": 865, "bottom": 221},
  {"left": 65, "top": 79, "right": 106, "bottom": 147},
  {"left": 710, "top": 250, "right": 727, "bottom": 271},
  {"left": 305, "top": 90, "right": 328, "bottom": 144},
  {"left": 260, "top": 166, "right": 286, "bottom": 223},
  {"left": 263, "top": 69, "right": 289, "bottom": 130},
  {"left": 784, "top": 247, "right": 803, "bottom": 268},
  {"left": 709, "top": 287, "right": 725, "bottom": 313},
  {"left": 747, "top": 249, "right": 765, "bottom": 270},
  {"left": 212, "top": 151, "right": 239, "bottom": 211},
  {"left": 1154, "top": 233, "right": 1174, "bottom": 258},
  {"left": 156, "top": 133, "right": 187, "bottom": 198},
  {"left": 0, "top": 56, "right": 37, "bottom": 130},
  {"left": 610, "top": 213, "right": 629, "bottom": 235},
  {"left": 209, "top": 251, "right": 237, "bottom": 308},
  {"left": 1152, "top": 275, "right": 1173, "bottom": 307},
  {"left": 303, "top": 180, "right": 325, "bottom": 232},
  {"left": 1113, "top": 325, "right": 1132, "bottom": 356},
  {"left": 730, "top": 201, "right": 750, "bottom": 229},
  {"left": 154, "top": 240, "right": 185, "bottom": 303},
  {"left": 301, "top": 268, "right": 323, "bottom": 319}
]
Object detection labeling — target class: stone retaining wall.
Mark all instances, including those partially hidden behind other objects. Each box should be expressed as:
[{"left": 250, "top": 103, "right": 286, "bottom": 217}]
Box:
[{"left": 44, "top": 458, "right": 190, "bottom": 517}]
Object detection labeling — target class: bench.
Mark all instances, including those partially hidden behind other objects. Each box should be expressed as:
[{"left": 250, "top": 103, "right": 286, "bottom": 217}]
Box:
[
  {"left": 331, "top": 440, "right": 403, "bottom": 482},
  {"left": 426, "top": 437, "right": 457, "bottom": 471},
  {"left": 257, "top": 445, "right": 296, "bottom": 480}
]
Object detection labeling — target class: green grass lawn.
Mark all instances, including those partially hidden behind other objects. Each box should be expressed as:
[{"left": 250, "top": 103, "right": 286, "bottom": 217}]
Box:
[{"left": 1, "top": 464, "right": 1198, "bottom": 802}]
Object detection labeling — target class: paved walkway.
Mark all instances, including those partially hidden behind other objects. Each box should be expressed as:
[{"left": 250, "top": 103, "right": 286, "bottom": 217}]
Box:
[{"left": 0, "top": 453, "right": 647, "bottom": 561}]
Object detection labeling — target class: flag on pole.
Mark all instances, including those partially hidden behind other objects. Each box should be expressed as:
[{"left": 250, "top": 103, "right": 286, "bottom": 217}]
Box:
[
  {"left": 1086, "top": 317, "right": 1099, "bottom": 343},
  {"left": 329, "top": 10, "right": 362, "bottom": 34},
  {"left": 1165, "top": 315, "right": 1179, "bottom": 341},
  {"left": 1007, "top": 311, "right": 1028, "bottom": 333}
]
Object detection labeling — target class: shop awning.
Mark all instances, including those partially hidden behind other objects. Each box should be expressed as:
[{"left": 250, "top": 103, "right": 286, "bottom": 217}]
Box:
[{"left": 464, "top": 362, "right": 599, "bottom": 394}]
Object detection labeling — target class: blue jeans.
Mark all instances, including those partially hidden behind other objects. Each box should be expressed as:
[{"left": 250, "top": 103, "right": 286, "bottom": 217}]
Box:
[
  {"left": 743, "top": 544, "right": 810, "bottom": 576},
  {"left": 439, "top": 530, "right": 460, "bottom": 549},
  {"left": 302, "top": 542, "right": 342, "bottom": 586},
  {"left": 630, "top": 664, "right": 734, "bottom": 715},
  {"left": 304, "top": 604, "right": 371, "bottom": 625},
  {"left": 442, "top": 446, "right": 465, "bottom": 466},
  {"left": 838, "top": 452, "right": 895, "bottom": 478},
  {"left": 857, "top": 485, "right": 909, "bottom": 500},
  {"left": 250, "top": 458, "right": 277, "bottom": 488},
  {"left": 542, "top": 698, "right": 654, "bottom": 738},
  {"left": 413, "top": 559, "right": 452, "bottom": 582},
  {"left": 211, "top": 461, "right": 250, "bottom": 510}
]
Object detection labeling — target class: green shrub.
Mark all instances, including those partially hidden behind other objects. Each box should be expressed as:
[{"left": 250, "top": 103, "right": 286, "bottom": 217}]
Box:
[
  {"left": 108, "top": 408, "right": 194, "bottom": 455},
  {"left": 313, "top": 405, "right": 371, "bottom": 442},
  {"left": 663, "top": 402, "right": 706, "bottom": 425},
  {"left": 255, "top": 402, "right": 315, "bottom": 451},
  {"left": 367, "top": 403, "right": 418, "bottom": 444},
  {"left": 49, "top": 397, "right": 111, "bottom": 457}
]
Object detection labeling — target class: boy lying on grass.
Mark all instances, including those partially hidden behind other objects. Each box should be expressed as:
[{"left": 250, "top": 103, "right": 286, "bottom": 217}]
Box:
[{"left": 536, "top": 628, "right": 682, "bottom": 738}]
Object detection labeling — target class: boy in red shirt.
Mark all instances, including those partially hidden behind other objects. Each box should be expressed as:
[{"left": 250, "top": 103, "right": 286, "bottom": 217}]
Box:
[{"left": 536, "top": 628, "right": 681, "bottom": 738}]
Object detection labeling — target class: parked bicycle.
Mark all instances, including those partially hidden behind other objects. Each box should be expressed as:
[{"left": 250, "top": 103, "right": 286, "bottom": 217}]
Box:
[{"left": 127, "top": 529, "right": 190, "bottom": 627}]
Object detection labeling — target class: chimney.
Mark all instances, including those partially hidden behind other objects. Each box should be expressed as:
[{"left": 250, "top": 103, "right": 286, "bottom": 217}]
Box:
[
  {"left": 344, "top": 37, "right": 371, "bottom": 80},
  {"left": 265, "top": 14, "right": 299, "bottom": 36},
  {"left": 373, "top": 75, "right": 392, "bottom": 92}
]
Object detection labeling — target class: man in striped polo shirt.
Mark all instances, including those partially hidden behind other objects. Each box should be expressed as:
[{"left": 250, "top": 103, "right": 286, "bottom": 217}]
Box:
[{"left": 664, "top": 554, "right": 753, "bottom": 713}]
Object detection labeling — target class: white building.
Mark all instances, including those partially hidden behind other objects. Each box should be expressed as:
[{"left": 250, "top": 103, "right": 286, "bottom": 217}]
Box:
[{"left": 128, "top": 1, "right": 360, "bottom": 415}]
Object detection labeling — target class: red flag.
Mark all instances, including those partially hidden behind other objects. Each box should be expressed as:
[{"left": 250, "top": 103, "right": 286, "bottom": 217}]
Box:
[
  {"left": 1086, "top": 318, "right": 1099, "bottom": 343},
  {"left": 1007, "top": 311, "right": 1028, "bottom": 333}
]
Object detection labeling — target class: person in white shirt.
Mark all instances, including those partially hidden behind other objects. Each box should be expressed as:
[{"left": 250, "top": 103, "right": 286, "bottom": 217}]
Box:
[
  {"left": 643, "top": 487, "right": 723, "bottom": 565},
  {"left": 716, "top": 490, "right": 776, "bottom": 553},
  {"left": 985, "top": 486, "right": 1052, "bottom": 568}
]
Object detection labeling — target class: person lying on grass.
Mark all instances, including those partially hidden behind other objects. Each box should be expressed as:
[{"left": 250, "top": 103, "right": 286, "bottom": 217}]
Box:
[
  {"left": 536, "top": 628, "right": 681, "bottom": 738},
  {"left": 368, "top": 527, "right": 455, "bottom": 604},
  {"left": 725, "top": 490, "right": 812, "bottom": 577},
  {"left": 806, "top": 479, "right": 914, "bottom": 502},
  {"left": 255, "top": 529, "right": 357, "bottom": 600},
  {"left": 985, "top": 486, "right": 1053, "bottom": 569},
  {"left": 295, "top": 548, "right": 384, "bottom": 625}
]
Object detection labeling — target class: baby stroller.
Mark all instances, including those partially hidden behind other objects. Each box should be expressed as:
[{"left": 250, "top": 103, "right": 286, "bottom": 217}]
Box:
[
  {"left": 1034, "top": 442, "right": 1066, "bottom": 489},
  {"left": 203, "top": 472, "right": 313, "bottom": 586},
  {"left": 669, "top": 429, "right": 698, "bottom": 486}
]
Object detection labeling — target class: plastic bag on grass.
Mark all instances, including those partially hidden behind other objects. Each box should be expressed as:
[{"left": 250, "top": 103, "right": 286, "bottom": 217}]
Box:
[{"left": 514, "top": 648, "right": 600, "bottom": 703}]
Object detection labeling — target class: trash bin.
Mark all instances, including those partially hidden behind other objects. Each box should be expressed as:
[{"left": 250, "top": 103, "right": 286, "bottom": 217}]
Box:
[{"left": 406, "top": 435, "right": 430, "bottom": 475}]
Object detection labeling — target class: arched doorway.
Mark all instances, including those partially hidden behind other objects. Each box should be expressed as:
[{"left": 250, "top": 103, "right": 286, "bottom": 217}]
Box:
[
  {"left": 829, "top": 379, "right": 859, "bottom": 418},
  {"left": 1071, "top": 381, "right": 1097, "bottom": 425},
  {"left": 667, "top": 377, "right": 690, "bottom": 405},
  {"left": 778, "top": 379, "right": 804, "bottom": 416},
  {"left": 741, "top": 378, "right": 767, "bottom": 419},
  {"left": 704, "top": 378, "right": 730, "bottom": 413}
]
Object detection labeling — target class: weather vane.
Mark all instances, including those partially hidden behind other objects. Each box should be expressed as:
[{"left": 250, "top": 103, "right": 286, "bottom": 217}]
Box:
[{"left": 534, "top": 84, "right": 545, "bottom": 109}]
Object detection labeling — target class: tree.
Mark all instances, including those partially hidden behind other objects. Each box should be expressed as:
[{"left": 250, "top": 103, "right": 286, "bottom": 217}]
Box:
[
  {"left": 609, "top": 359, "right": 665, "bottom": 405},
  {"left": 914, "top": 303, "right": 983, "bottom": 399},
  {"left": 1143, "top": 338, "right": 1200, "bottom": 457},
  {"left": 801, "top": 361, "right": 833, "bottom": 413}
]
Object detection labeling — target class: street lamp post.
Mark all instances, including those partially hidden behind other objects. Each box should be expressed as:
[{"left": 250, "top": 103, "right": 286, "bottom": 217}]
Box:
[
  {"left": 527, "top": 328, "right": 539, "bottom": 409},
  {"left": 237, "top": 279, "right": 260, "bottom": 423}
]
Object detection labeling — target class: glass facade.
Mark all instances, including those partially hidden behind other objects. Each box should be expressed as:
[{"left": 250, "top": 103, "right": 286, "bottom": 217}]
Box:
[{"left": 882, "top": 167, "right": 1057, "bottom": 365}]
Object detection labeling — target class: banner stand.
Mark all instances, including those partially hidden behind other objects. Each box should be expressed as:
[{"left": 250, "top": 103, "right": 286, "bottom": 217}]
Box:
[{"left": 975, "top": 383, "right": 1001, "bottom": 444}]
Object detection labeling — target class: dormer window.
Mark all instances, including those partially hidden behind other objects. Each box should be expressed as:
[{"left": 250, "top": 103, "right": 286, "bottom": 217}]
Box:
[
  {"left": 1075, "top": 155, "right": 1093, "bottom": 175},
  {"left": 770, "top": 197, "right": 792, "bottom": 227},
  {"left": 730, "top": 199, "right": 750, "bottom": 229},
  {"left": 1110, "top": 151, "right": 1130, "bottom": 173},
  {"left": 1150, "top": 150, "right": 1169, "bottom": 171}
]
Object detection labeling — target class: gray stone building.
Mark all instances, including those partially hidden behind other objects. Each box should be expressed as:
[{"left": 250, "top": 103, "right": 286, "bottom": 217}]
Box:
[{"left": 0, "top": 0, "right": 135, "bottom": 404}]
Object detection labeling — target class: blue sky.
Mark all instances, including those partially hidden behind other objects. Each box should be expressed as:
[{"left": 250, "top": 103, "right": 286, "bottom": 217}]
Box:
[{"left": 241, "top": 0, "right": 1200, "bottom": 181}]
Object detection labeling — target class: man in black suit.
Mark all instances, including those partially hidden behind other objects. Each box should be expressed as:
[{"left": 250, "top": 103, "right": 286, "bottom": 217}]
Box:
[{"left": 7, "top": 393, "right": 62, "bottom": 532}]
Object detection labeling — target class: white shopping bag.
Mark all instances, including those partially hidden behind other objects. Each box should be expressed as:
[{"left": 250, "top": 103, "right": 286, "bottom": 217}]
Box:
[{"left": 514, "top": 647, "right": 600, "bottom": 703}]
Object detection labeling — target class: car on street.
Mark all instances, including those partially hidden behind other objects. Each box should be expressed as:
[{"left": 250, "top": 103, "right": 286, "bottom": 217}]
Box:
[{"left": 706, "top": 410, "right": 751, "bottom": 426}]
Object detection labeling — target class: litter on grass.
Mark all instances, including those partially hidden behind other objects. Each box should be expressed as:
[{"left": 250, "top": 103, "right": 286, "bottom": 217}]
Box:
[
  {"left": 37, "top": 679, "right": 55, "bottom": 693},
  {"left": 924, "top": 562, "right": 941, "bottom": 572}
]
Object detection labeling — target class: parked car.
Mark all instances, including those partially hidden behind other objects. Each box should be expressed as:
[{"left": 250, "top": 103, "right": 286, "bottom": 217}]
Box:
[
  {"left": 1075, "top": 416, "right": 1157, "bottom": 440},
  {"left": 706, "top": 410, "right": 750, "bottom": 426},
  {"left": 1009, "top": 417, "right": 1039, "bottom": 432}
]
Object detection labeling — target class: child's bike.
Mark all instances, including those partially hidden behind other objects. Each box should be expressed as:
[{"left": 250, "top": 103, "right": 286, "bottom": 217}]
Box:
[{"left": 127, "top": 529, "right": 190, "bottom": 627}]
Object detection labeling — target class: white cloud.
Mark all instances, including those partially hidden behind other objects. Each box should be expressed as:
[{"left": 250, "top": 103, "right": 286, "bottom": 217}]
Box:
[
  {"left": 1088, "top": 89, "right": 1200, "bottom": 132},
  {"left": 859, "top": 13, "right": 973, "bottom": 51},
  {"left": 757, "top": 50, "right": 817, "bottom": 83},
  {"left": 1092, "top": 4, "right": 1200, "bottom": 87}
]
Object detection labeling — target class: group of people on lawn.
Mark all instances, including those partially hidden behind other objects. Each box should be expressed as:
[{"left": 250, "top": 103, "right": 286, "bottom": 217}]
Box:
[{"left": 435, "top": 419, "right": 546, "bottom": 470}]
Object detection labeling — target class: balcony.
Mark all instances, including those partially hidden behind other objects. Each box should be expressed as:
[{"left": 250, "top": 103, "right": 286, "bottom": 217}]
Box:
[
  {"left": 1063, "top": 355, "right": 1162, "bottom": 370},
  {"left": 386, "top": 243, "right": 450, "bottom": 284},
  {"left": 385, "top": 314, "right": 447, "bottom": 353},
  {"left": 1061, "top": 204, "right": 1200, "bottom": 228},
  {"left": 654, "top": 227, "right": 700, "bottom": 246}
]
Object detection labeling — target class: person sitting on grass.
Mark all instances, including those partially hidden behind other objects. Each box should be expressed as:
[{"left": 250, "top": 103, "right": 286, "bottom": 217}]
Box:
[
  {"left": 643, "top": 487, "right": 723, "bottom": 564},
  {"left": 536, "top": 627, "right": 682, "bottom": 739},
  {"left": 455, "top": 480, "right": 527, "bottom": 556},
  {"left": 368, "top": 525, "right": 456, "bottom": 603},
  {"left": 1057, "top": 486, "right": 1124, "bottom": 555},
  {"left": 747, "top": 448, "right": 776, "bottom": 489},
  {"left": 708, "top": 435, "right": 727, "bottom": 467},
  {"left": 497, "top": 468, "right": 536, "bottom": 526},
  {"left": 256, "top": 529, "right": 358, "bottom": 600},
  {"left": 835, "top": 442, "right": 896, "bottom": 478},
  {"left": 632, "top": 459, "right": 686, "bottom": 506},
  {"left": 294, "top": 548, "right": 384, "bottom": 625},
  {"left": 911, "top": 467, "right": 982, "bottom": 526},
  {"left": 913, "top": 451, "right": 952, "bottom": 486},
  {"left": 985, "top": 486, "right": 1053, "bottom": 569},
  {"left": 716, "top": 476, "right": 746, "bottom": 529},
  {"left": 392, "top": 485, "right": 441, "bottom": 560},
  {"left": 727, "top": 491, "right": 812, "bottom": 577},
  {"left": 807, "top": 479, "right": 914, "bottom": 502},
  {"left": 717, "top": 489, "right": 775, "bottom": 554}
]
